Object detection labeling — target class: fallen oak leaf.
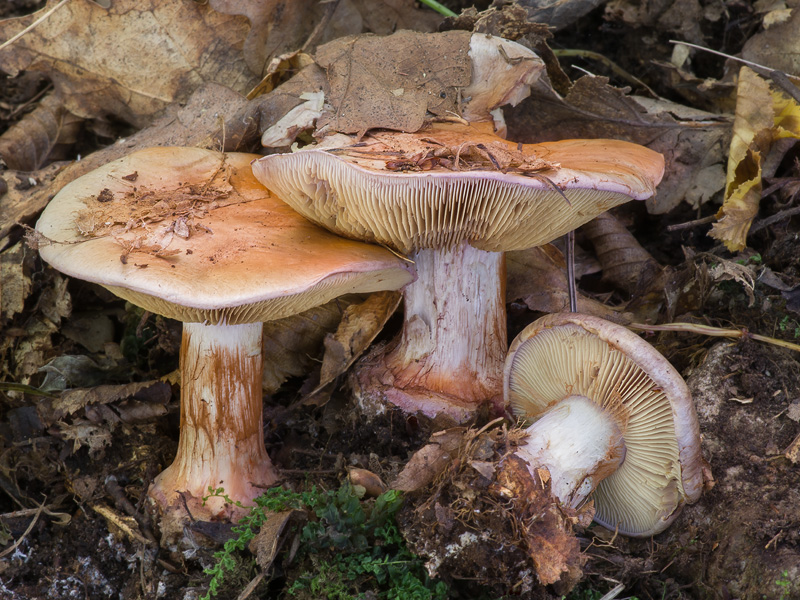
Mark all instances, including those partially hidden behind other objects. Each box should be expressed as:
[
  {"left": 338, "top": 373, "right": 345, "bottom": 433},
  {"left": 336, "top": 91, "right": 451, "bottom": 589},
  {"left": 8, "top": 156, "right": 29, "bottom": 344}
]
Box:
[
  {"left": 261, "top": 294, "right": 363, "bottom": 395},
  {"left": 3, "top": 83, "right": 249, "bottom": 243},
  {"left": 210, "top": 0, "right": 441, "bottom": 81},
  {"left": 0, "top": 92, "right": 83, "bottom": 170},
  {"left": 0, "top": 0, "right": 257, "bottom": 128},
  {"left": 315, "top": 30, "right": 472, "bottom": 135}
]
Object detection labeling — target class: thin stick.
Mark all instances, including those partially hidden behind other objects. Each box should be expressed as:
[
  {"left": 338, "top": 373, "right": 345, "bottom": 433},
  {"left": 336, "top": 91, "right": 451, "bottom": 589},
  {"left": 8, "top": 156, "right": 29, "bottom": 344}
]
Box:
[
  {"left": 669, "top": 40, "right": 799, "bottom": 81},
  {"left": 0, "top": 0, "right": 70, "bottom": 53},
  {"left": 0, "top": 503, "right": 44, "bottom": 558},
  {"left": 669, "top": 40, "right": 800, "bottom": 103},
  {"left": 553, "top": 49, "right": 658, "bottom": 97},
  {"left": 666, "top": 214, "right": 717, "bottom": 232},
  {"left": 749, "top": 205, "right": 800, "bottom": 235},
  {"left": 630, "top": 321, "right": 800, "bottom": 353},
  {"left": 565, "top": 230, "right": 577, "bottom": 312}
]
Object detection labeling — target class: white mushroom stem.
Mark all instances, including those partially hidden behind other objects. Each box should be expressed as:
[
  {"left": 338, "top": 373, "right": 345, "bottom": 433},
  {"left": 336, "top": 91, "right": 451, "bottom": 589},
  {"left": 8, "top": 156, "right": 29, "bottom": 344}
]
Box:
[
  {"left": 148, "top": 322, "right": 278, "bottom": 516},
  {"left": 515, "top": 395, "right": 626, "bottom": 509},
  {"left": 372, "top": 241, "right": 507, "bottom": 418}
]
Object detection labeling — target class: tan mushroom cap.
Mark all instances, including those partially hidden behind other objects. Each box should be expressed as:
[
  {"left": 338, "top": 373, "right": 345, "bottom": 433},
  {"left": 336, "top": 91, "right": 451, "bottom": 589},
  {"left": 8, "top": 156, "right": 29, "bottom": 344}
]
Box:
[
  {"left": 252, "top": 121, "right": 665, "bottom": 255},
  {"left": 504, "top": 313, "right": 703, "bottom": 537},
  {"left": 35, "top": 148, "right": 414, "bottom": 325}
]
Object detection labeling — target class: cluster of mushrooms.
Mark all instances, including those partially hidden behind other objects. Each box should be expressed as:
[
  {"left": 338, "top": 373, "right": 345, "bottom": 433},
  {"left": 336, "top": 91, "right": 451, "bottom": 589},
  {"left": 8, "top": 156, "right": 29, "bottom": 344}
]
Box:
[{"left": 34, "top": 35, "right": 703, "bottom": 555}]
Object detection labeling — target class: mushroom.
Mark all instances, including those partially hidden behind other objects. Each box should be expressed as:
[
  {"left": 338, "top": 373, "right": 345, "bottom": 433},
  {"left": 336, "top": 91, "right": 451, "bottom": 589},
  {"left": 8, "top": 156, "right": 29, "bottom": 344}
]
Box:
[
  {"left": 252, "top": 120, "right": 665, "bottom": 422},
  {"left": 504, "top": 312, "right": 704, "bottom": 536},
  {"left": 34, "top": 147, "right": 414, "bottom": 529}
]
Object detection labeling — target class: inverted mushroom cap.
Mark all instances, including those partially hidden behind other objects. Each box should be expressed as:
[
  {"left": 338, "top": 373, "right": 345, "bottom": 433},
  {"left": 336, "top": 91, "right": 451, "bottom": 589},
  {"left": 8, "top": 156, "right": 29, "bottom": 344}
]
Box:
[
  {"left": 504, "top": 313, "right": 703, "bottom": 537},
  {"left": 35, "top": 147, "right": 414, "bottom": 324},
  {"left": 252, "top": 121, "right": 665, "bottom": 254}
]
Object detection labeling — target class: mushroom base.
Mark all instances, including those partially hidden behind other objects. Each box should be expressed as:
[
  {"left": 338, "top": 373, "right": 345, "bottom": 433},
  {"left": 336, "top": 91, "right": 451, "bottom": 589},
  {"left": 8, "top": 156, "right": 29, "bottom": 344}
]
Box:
[
  {"left": 148, "top": 322, "right": 278, "bottom": 542},
  {"left": 352, "top": 242, "right": 506, "bottom": 423},
  {"left": 515, "top": 395, "right": 626, "bottom": 509}
]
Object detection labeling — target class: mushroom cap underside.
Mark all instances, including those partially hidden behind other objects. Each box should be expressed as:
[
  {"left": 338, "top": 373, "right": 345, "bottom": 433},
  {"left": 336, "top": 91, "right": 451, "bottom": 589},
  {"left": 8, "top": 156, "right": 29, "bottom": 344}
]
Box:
[
  {"left": 252, "top": 122, "right": 665, "bottom": 254},
  {"left": 35, "top": 147, "right": 414, "bottom": 324},
  {"left": 504, "top": 312, "right": 703, "bottom": 537}
]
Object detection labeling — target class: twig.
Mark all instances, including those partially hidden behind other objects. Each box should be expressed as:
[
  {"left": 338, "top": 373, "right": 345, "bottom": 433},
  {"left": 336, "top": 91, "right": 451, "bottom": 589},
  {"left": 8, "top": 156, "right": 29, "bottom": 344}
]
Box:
[
  {"left": 0, "top": 0, "right": 70, "bottom": 53},
  {"left": 300, "top": 0, "right": 342, "bottom": 53},
  {"left": 630, "top": 321, "right": 800, "bottom": 353},
  {"left": 749, "top": 205, "right": 800, "bottom": 235},
  {"left": 0, "top": 502, "right": 44, "bottom": 558},
  {"left": 666, "top": 214, "right": 717, "bottom": 232},
  {"left": 565, "top": 230, "right": 577, "bottom": 312},
  {"left": 553, "top": 49, "right": 658, "bottom": 97},
  {"left": 669, "top": 40, "right": 800, "bottom": 104},
  {"left": 236, "top": 572, "right": 266, "bottom": 600}
]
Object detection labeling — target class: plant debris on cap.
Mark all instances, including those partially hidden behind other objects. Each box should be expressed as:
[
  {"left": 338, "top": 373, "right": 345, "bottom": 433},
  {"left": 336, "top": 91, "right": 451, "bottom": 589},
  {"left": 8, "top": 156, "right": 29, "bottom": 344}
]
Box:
[
  {"left": 505, "top": 312, "right": 705, "bottom": 537},
  {"left": 34, "top": 148, "right": 415, "bottom": 324},
  {"left": 254, "top": 120, "right": 665, "bottom": 255}
]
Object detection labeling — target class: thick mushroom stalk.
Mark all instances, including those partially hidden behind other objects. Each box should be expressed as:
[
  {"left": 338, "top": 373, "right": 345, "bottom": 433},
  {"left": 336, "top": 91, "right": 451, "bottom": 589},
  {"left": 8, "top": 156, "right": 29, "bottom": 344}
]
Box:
[
  {"left": 359, "top": 242, "right": 506, "bottom": 420},
  {"left": 148, "top": 322, "right": 277, "bottom": 517},
  {"left": 505, "top": 313, "right": 704, "bottom": 537},
  {"left": 254, "top": 121, "right": 665, "bottom": 423}
]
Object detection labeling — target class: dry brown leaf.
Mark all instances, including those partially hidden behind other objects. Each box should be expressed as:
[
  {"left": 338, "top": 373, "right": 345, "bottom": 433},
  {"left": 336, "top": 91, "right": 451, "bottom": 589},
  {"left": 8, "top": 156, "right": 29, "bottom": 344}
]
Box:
[
  {"left": 390, "top": 443, "right": 451, "bottom": 493},
  {"left": 248, "top": 509, "right": 306, "bottom": 570},
  {"left": 580, "top": 212, "right": 667, "bottom": 322},
  {"left": 507, "top": 75, "right": 730, "bottom": 213},
  {"left": 210, "top": 0, "right": 441, "bottom": 80},
  {"left": 256, "top": 63, "right": 329, "bottom": 148},
  {"left": 51, "top": 420, "right": 112, "bottom": 458},
  {"left": 605, "top": 0, "right": 720, "bottom": 44},
  {"left": 505, "top": 246, "right": 633, "bottom": 324},
  {"left": 0, "top": 93, "right": 83, "bottom": 170},
  {"left": 2, "top": 84, "right": 248, "bottom": 242},
  {"left": 317, "top": 291, "right": 402, "bottom": 389},
  {"left": 0, "top": 241, "right": 33, "bottom": 321},
  {"left": 390, "top": 428, "right": 466, "bottom": 493},
  {"left": 742, "top": 6, "right": 800, "bottom": 77},
  {"left": 42, "top": 380, "right": 171, "bottom": 424},
  {"left": 785, "top": 431, "right": 800, "bottom": 464},
  {"left": 0, "top": 0, "right": 256, "bottom": 128},
  {"left": 710, "top": 67, "right": 800, "bottom": 251},
  {"left": 522, "top": 0, "right": 608, "bottom": 31},
  {"left": 315, "top": 30, "right": 473, "bottom": 135},
  {"left": 653, "top": 60, "right": 737, "bottom": 114},
  {"left": 261, "top": 295, "right": 361, "bottom": 395},
  {"left": 7, "top": 318, "right": 56, "bottom": 383},
  {"left": 580, "top": 213, "right": 662, "bottom": 294}
]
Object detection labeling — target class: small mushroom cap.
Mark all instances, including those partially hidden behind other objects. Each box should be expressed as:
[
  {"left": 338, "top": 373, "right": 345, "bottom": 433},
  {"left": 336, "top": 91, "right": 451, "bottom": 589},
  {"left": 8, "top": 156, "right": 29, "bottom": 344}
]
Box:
[
  {"left": 252, "top": 121, "right": 665, "bottom": 254},
  {"left": 35, "top": 147, "right": 414, "bottom": 325},
  {"left": 504, "top": 313, "right": 703, "bottom": 537}
]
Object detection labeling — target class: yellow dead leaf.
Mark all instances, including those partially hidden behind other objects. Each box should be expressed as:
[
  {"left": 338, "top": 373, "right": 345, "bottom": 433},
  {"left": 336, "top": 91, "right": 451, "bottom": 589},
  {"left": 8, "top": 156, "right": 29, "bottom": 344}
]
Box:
[{"left": 711, "top": 67, "right": 800, "bottom": 251}]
